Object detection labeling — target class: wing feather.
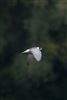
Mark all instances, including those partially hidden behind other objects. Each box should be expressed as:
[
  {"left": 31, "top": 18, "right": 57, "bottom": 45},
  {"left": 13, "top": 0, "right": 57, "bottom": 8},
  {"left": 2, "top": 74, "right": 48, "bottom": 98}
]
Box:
[{"left": 30, "top": 47, "right": 42, "bottom": 61}]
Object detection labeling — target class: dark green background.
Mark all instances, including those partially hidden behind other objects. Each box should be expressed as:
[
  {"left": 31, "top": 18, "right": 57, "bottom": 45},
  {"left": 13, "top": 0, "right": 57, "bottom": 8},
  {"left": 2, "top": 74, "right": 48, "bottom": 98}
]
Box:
[{"left": 0, "top": 0, "right": 67, "bottom": 100}]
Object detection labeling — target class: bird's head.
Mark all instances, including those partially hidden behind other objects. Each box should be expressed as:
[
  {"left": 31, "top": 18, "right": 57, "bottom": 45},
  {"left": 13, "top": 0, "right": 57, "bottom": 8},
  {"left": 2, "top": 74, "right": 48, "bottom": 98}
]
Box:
[{"left": 37, "top": 47, "right": 42, "bottom": 51}]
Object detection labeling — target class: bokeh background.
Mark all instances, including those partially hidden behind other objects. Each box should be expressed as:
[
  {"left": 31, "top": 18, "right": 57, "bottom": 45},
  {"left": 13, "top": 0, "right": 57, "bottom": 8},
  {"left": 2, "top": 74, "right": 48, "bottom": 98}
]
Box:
[{"left": 0, "top": 0, "right": 67, "bottom": 100}]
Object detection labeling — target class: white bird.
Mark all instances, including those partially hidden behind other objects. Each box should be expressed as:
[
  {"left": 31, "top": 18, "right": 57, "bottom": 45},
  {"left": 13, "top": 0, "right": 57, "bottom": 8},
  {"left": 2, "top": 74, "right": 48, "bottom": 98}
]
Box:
[{"left": 22, "top": 47, "right": 42, "bottom": 62}]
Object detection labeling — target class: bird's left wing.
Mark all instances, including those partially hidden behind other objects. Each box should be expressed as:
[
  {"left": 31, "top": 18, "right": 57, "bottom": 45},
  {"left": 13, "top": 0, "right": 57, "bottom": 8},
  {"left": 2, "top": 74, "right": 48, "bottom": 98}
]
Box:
[{"left": 22, "top": 49, "right": 30, "bottom": 53}]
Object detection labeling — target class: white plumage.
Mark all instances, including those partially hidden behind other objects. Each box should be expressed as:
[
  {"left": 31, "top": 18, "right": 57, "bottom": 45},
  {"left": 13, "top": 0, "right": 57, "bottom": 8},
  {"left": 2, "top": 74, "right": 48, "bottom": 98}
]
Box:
[
  {"left": 30, "top": 47, "right": 42, "bottom": 61},
  {"left": 22, "top": 47, "right": 42, "bottom": 62}
]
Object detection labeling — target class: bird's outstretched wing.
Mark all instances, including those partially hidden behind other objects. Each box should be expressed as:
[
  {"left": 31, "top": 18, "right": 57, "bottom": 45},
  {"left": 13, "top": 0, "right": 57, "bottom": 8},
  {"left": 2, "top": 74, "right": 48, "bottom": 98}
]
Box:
[
  {"left": 30, "top": 47, "right": 42, "bottom": 61},
  {"left": 22, "top": 49, "right": 30, "bottom": 53}
]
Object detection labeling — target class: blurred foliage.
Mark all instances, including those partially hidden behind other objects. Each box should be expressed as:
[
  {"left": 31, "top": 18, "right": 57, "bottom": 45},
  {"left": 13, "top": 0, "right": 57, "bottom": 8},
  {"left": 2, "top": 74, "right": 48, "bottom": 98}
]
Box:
[{"left": 0, "top": 0, "right": 67, "bottom": 100}]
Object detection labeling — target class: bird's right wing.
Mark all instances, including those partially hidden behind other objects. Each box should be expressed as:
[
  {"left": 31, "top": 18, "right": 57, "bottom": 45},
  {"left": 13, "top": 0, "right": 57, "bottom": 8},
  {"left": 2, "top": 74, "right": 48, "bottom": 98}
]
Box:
[{"left": 30, "top": 48, "right": 42, "bottom": 61}]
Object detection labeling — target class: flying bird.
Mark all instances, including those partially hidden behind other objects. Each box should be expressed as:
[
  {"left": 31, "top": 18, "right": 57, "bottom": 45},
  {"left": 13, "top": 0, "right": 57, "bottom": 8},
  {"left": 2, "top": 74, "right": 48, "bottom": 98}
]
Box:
[{"left": 22, "top": 47, "right": 42, "bottom": 65}]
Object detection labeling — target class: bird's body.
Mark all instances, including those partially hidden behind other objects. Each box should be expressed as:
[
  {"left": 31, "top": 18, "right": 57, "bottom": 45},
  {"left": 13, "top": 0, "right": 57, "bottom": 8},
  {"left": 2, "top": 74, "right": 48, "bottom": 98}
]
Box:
[
  {"left": 22, "top": 47, "right": 42, "bottom": 64},
  {"left": 27, "top": 53, "right": 35, "bottom": 65}
]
